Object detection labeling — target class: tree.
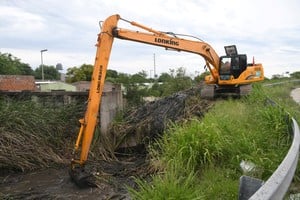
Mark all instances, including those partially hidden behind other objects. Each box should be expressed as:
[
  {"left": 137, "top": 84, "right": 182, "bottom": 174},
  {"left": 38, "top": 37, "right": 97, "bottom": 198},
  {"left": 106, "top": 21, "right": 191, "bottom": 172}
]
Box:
[
  {"left": 131, "top": 70, "right": 148, "bottom": 83},
  {"left": 115, "top": 72, "right": 131, "bottom": 85},
  {"left": 160, "top": 67, "right": 193, "bottom": 96},
  {"left": 107, "top": 69, "right": 118, "bottom": 78},
  {"left": 66, "top": 64, "right": 93, "bottom": 83},
  {"left": 290, "top": 71, "right": 300, "bottom": 79},
  {"left": 125, "top": 84, "right": 147, "bottom": 106},
  {"left": 0, "top": 52, "right": 33, "bottom": 75},
  {"left": 194, "top": 71, "right": 210, "bottom": 83},
  {"left": 115, "top": 71, "right": 148, "bottom": 106},
  {"left": 148, "top": 82, "right": 164, "bottom": 97},
  {"left": 105, "top": 69, "right": 118, "bottom": 83},
  {"left": 34, "top": 65, "right": 60, "bottom": 80},
  {"left": 158, "top": 72, "right": 172, "bottom": 82}
]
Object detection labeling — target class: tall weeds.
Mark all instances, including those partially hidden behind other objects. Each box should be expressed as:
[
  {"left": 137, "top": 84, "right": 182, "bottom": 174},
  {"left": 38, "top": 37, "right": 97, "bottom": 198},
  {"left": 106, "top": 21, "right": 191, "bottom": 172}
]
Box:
[{"left": 0, "top": 99, "right": 83, "bottom": 172}]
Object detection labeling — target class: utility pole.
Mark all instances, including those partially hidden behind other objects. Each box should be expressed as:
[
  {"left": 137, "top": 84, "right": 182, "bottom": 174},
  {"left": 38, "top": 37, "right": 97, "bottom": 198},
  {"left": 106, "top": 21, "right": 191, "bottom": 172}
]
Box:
[
  {"left": 40, "top": 49, "right": 48, "bottom": 81},
  {"left": 153, "top": 53, "right": 156, "bottom": 78},
  {"left": 150, "top": 70, "right": 154, "bottom": 79}
]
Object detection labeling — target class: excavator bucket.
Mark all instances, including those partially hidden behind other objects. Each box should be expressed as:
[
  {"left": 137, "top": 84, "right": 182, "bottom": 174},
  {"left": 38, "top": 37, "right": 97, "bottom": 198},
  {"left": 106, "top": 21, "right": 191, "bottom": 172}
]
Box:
[{"left": 69, "top": 166, "right": 98, "bottom": 188}]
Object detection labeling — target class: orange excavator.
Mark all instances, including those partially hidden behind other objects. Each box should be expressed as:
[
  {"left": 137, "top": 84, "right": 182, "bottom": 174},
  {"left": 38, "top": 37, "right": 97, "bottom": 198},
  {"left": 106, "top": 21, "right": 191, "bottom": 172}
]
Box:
[{"left": 69, "top": 14, "right": 264, "bottom": 186}]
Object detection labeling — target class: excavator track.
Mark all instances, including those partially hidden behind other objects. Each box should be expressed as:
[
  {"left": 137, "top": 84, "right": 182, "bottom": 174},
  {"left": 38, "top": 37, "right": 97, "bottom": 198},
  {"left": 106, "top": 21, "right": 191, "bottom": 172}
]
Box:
[
  {"left": 239, "top": 84, "right": 252, "bottom": 96},
  {"left": 200, "top": 85, "right": 215, "bottom": 99},
  {"left": 201, "top": 84, "right": 252, "bottom": 99}
]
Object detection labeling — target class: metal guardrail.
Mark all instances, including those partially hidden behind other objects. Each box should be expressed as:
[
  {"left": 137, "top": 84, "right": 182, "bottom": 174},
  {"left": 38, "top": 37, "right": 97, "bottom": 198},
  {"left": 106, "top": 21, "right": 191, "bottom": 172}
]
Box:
[
  {"left": 239, "top": 81, "right": 300, "bottom": 199},
  {"left": 248, "top": 118, "right": 300, "bottom": 200}
]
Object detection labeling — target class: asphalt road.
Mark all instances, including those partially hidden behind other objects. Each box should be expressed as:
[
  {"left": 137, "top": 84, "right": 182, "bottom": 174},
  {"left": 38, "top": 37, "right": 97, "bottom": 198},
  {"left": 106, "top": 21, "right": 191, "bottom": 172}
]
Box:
[{"left": 291, "top": 88, "right": 300, "bottom": 104}]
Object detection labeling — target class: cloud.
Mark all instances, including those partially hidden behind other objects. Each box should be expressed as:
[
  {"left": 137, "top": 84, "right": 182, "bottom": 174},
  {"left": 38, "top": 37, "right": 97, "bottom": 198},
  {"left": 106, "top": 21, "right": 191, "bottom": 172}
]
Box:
[
  {"left": 0, "top": 5, "right": 45, "bottom": 36},
  {"left": 0, "top": 0, "right": 299, "bottom": 78}
]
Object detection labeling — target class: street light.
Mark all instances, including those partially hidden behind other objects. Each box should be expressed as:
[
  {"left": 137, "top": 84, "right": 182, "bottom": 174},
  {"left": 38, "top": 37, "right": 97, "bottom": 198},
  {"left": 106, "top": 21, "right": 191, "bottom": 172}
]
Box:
[{"left": 40, "top": 49, "right": 48, "bottom": 80}]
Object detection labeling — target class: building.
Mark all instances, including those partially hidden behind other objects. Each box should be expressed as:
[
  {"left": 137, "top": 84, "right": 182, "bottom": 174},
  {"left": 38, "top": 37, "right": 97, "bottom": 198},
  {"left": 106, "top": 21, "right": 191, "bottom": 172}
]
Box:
[
  {"left": 0, "top": 75, "right": 36, "bottom": 91},
  {"left": 72, "top": 81, "right": 90, "bottom": 91},
  {"left": 36, "top": 81, "right": 76, "bottom": 92}
]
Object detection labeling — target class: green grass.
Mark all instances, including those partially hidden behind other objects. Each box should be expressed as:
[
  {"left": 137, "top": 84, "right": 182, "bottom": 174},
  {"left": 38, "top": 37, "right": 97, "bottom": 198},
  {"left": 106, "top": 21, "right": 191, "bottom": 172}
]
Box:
[
  {"left": 262, "top": 80, "right": 300, "bottom": 120},
  {"left": 129, "top": 83, "right": 296, "bottom": 199},
  {"left": 262, "top": 80, "right": 300, "bottom": 184},
  {"left": 129, "top": 166, "right": 204, "bottom": 200}
]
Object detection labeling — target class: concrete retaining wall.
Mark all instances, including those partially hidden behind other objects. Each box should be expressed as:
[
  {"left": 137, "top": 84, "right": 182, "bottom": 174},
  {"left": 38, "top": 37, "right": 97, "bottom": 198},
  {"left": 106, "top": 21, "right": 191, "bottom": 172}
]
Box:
[{"left": 0, "top": 90, "right": 123, "bottom": 135}]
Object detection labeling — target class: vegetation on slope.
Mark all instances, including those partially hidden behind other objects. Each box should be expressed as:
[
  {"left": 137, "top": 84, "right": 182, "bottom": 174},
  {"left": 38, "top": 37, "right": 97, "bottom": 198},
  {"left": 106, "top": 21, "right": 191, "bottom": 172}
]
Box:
[
  {"left": 129, "top": 83, "right": 297, "bottom": 199},
  {"left": 0, "top": 99, "right": 83, "bottom": 172}
]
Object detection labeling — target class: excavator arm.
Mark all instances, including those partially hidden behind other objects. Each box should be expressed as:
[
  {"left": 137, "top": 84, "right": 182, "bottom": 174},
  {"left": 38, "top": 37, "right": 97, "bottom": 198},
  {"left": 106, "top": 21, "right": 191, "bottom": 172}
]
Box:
[
  {"left": 71, "top": 14, "right": 220, "bottom": 171},
  {"left": 69, "top": 15, "right": 118, "bottom": 186},
  {"left": 70, "top": 14, "right": 264, "bottom": 186}
]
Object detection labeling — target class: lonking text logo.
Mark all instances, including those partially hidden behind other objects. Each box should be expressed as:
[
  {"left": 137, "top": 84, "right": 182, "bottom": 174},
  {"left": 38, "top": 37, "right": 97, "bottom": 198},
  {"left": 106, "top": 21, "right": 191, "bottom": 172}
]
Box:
[{"left": 154, "top": 38, "right": 179, "bottom": 46}]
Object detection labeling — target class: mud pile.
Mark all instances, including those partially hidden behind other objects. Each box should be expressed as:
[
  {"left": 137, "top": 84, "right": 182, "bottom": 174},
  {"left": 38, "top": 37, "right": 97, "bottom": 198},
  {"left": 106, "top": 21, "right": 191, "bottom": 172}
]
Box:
[{"left": 109, "top": 86, "right": 214, "bottom": 150}]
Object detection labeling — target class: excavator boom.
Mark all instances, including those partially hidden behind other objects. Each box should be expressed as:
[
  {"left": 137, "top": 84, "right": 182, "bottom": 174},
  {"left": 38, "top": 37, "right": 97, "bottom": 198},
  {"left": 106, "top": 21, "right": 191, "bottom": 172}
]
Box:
[{"left": 69, "top": 15, "right": 118, "bottom": 186}]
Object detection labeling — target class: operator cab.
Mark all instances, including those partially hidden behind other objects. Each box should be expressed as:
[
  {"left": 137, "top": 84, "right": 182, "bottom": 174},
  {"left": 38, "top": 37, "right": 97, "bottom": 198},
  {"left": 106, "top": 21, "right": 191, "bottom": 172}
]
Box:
[{"left": 219, "top": 45, "right": 247, "bottom": 80}]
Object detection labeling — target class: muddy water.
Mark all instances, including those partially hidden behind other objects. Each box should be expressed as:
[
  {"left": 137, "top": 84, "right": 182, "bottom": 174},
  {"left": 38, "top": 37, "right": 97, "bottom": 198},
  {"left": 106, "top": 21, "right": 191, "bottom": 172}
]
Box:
[
  {"left": 0, "top": 167, "right": 131, "bottom": 199},
  {"left": 0, "top": 153, "right": 149, "bottom": 200},
  {"left": 0, "top": 153, "right": 148, "bottom": 199}
]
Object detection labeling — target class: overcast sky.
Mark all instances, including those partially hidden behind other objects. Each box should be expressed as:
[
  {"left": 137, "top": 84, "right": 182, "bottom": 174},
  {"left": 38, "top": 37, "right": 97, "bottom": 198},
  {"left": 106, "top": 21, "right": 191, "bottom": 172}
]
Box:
[{"left": 0, "top": 0, "right": 299, "bottom": 78}]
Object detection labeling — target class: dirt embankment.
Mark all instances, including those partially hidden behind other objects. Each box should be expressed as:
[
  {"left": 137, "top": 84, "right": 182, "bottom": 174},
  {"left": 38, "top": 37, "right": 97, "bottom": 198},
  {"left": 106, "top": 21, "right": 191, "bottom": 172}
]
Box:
[{"left": 0, "top": 85, "right": 214, "bottom": 199}]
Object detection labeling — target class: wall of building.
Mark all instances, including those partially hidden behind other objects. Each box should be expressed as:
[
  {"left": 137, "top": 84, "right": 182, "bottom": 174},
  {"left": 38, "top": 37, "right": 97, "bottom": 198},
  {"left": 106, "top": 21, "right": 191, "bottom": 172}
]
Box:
[
  {"left": 72, "top": 81, "right": 90, "bottom": 92},
  {"left": 37, "top": 81, "right": 77, "bottom": 92},
  {"left": 0, "top": 75, "right": 36, "bottom": 91}
]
